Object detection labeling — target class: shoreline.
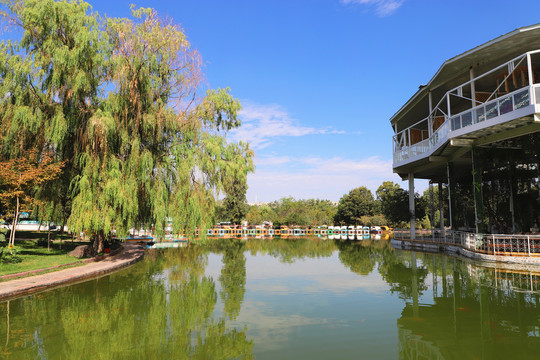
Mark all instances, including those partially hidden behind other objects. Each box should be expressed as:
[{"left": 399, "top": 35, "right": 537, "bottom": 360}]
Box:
[
  {"left": 0, "top": 243, "right": 145, "bottom": 301},
  {"left": 392, "top": 238, "right": 540, "bottom": 270}
]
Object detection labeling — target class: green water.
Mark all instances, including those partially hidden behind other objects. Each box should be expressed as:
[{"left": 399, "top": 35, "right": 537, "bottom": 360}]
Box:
[{"left": 2, "top": 238, "right": 540, "bottom": 359}]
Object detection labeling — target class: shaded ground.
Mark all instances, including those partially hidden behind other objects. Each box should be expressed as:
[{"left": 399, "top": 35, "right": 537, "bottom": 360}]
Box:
[{"left": 0, "top": 231, "right": 120, "bottom": 277}]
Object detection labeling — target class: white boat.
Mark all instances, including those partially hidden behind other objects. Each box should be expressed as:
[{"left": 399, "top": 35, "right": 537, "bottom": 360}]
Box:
[{"left": 371, "top": 226, "right": 382, "bottom": 234}]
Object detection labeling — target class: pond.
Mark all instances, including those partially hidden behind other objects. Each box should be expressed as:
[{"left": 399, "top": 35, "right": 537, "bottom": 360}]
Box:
[{"left": 2, "top": 238, "right": 540, "bottom": 359}]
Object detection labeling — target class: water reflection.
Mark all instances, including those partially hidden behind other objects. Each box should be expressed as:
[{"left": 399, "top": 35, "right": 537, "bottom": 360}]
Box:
[
  {"left": 1, "top": 246, "right": 254, "bottom": 359},
  {"left": 394, "top": 252, "right": 540, "bottom": 360},
  {"left": 2, "top": 238, "right": 540, "bottom": 359}
]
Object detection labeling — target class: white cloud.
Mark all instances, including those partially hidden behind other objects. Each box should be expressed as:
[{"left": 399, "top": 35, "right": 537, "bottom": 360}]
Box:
[
  {"left": 247, "top": 154, "right": 403, "bottom": 202},
  {"left": 340, "top": 0, "right": 405, "bottom": 17},
  {"left": 230, "top": 102, "right": 347, "bottom": 150}
]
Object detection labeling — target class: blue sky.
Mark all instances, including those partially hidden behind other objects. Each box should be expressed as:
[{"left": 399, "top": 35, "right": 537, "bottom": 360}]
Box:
[{"left": 15, "top": 1, "right": 540, "bottom": 202}]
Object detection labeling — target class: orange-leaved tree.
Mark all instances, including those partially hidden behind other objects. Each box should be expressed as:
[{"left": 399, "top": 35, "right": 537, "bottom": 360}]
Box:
[{"left": 0, "top": 151, "right": 64, "bottom": 248}]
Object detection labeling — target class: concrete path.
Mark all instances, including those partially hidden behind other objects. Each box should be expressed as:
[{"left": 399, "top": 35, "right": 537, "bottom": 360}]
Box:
[{"left": 0, "top": 244, "right": 145, "bottom": 301}]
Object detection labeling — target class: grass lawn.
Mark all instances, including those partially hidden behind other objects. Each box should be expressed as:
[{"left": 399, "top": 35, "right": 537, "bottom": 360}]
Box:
[{"left": 0, "top": 234, "right": 90, "bottom": 277}]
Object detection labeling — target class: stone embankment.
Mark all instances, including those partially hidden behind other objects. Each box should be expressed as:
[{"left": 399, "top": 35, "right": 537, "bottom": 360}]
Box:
[
  {"left": 392, "top": 238, "right": 540, "bottom": 268},
  {"left": 0, "top": 243, "right": 145, "bottom": 301}
]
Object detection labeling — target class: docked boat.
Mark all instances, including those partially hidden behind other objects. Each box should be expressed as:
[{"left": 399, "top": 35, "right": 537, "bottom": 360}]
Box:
[
  {"left": 370, "top": 226, "right": 383, "bottom": 234},
  {"left": 121, "top": 234, "right": 154, "bottom": 242},
  {"left": 363, "top": 226, "right": 370, "bottom": 235}
]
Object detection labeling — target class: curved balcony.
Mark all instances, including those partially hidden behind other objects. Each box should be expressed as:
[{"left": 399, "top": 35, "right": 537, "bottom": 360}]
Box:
[{"left": 393, "top": 51, "right": 540, "bottom": 168}]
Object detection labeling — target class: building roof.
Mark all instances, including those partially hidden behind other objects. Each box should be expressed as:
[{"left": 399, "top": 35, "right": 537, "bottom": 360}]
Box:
[{"left": 390, "top": 23, "right": 540, "bottom": 127}]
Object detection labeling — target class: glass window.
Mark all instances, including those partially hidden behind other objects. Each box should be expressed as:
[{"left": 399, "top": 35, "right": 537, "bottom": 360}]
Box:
[
  {"left": 475, "top": 107, "right": 485, "bottom": 123},
  {"left": 486, "top": 102, "right": 498, "bottom": 120},
  {"left": 461, "top": 111, "right": 472, "bottom": 127},
  {"left": 499, "top": 96, "right": 512, "bottom": 114},
  {"left": 452, "top": 116, "right": 461, "bottom": 131},
  {"left": 513, "top": 89, "right": 529, "bottom": 109}
]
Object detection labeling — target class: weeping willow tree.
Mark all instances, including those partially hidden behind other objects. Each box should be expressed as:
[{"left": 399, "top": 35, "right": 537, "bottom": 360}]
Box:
[{"left": 0, "top": 1, "right": 253, "bottom": 253}]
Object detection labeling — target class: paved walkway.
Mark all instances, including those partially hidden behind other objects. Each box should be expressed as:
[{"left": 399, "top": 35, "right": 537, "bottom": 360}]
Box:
[{"left": 0, "top": 244, "right": 145, "bottom": 301}]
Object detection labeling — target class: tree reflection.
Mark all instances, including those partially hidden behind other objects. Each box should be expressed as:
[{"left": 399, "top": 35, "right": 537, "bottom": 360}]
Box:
[
  {"left": 218, "top": 239, "right": 247, "bottom": 320},
  {"left": 1, "top": 246, "right": 253, "bottom": 359},
  {"left": 245, "top": 237, "right": 336, "bottom": 263},
  {"left": 392, "top": 251, "right": 540, "bottom": 359},
  {"left": 378, "top": 249, "right": 429, "bottom": 300},
  {"left": 335, "top": 240, "right": 379, "bottom": 275}
]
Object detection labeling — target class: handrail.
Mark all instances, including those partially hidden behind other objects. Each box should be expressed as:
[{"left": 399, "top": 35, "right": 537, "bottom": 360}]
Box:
[
  {"left": 394, "top": 229, "right": 540, "bottom": 257},
  {"left": 393, "top": 49, "right": 538, "bottom": 140},
  {"left": 393, "top": 84, "right": 534, "bottom": 163}
]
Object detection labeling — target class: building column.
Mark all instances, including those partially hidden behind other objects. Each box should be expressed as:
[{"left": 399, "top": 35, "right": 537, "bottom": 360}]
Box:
[
  {"left": 470, "top": 67, "right": 476, "bottom": 107},
  {"left": 409, "top": 173, "right": 416, "bottom": 239},
  {"left": 447, "top": 163, "right": 456, "bottom": 230},
  {"left": 438, "top": 182, "right": 445, "bottom": 229},
  {"left": 471, "top": 147, "right": 486, "bottom": 233},
  {"left": 428, "top": 91, "right": 433, "bottom": 137},
  {"left": 429, "top": 182, "right": 435, "bottom": 229},
  {"left": 509, "top": 160, "right": 516, "bottom": 233}
]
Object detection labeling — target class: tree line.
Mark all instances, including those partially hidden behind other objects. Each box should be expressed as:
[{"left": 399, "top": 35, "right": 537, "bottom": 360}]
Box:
[{"left": 216, "top": 181, "right": 446, "bottom": 228}]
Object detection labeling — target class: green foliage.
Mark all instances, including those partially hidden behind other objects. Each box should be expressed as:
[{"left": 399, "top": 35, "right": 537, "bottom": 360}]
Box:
[
  {"left": 334, "top": 186, "right": 375, "bottom": 225},
  {"left": 245, "top": 204, "right": 276, "bottom": 225},
  {"left": 358, "top": 214, "right": 387, "bottom": 227},
  {"left": 219, "top": 179, "right": 249, "bottom": 224},
  {"left": 0, "top": 1, "right": 253, "bottom": 251},
  {"left": 0, "top": 242, "right": 19, "bottom": 264},
  {"left": 376, "top": 181, "right": 410, "bottom": 226},
  {"left": 419, "top": 214, "right": 431, "bottom": 229},
  {"left": 247, "top": 197, "right": 337, "bottom": 226}
]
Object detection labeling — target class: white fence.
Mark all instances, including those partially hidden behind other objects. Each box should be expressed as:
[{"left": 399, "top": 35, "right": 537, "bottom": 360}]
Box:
[{"left": 394, "top": 229, "right": 540, "bottom": 257}]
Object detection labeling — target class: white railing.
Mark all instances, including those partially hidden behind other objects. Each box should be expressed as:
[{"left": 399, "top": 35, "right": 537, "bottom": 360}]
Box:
[
  {"left": 393, "top": 86, "right": 533, "bottom": 164},
  {"left": 394, "top": 229, "right": 540, "bottom": 257},
  {"left": 450, "top": 87, "right": 530, "bottom": 131},
  {"left": 392, "top": 50, "right": 540, "bottom": 165}
]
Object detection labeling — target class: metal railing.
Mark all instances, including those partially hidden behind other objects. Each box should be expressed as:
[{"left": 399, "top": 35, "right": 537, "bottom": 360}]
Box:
[
  {"left": 450, "top": 87, "right": 530, "bottom": 131},
  {"left": 394, "top": 229, "right": 540, "bottom": 257},
  {"left": 392, "top": 50, "right": 540, "bottom": 165}
]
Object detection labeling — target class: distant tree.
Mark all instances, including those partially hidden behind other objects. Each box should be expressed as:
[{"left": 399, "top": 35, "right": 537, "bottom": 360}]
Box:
[
  {"left": 266, "top": 197, "right": 336, "bottom": 226},
  {"left": 0, "top": 151, "right": 63, "bottom": 249},
  {"left": 245, "top": 204, "right": 275, "bottom": 225},
  {"left": 221, "top": 179, "right": 249, "bottom": 224},
  {"left": 334, "top": 187, "right": 375, "bottom": 225},
  {"left": 359, "top": 214, "right": 387, "bottom": 226},
  {"left": 419, "top": 184, "right": 447, "bottom": 228},
  {"left": 376, "top": 181, "right": 409, "bottom": 226}
]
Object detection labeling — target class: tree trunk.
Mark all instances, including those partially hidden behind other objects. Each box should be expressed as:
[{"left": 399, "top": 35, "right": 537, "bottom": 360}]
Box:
[
  {"left": 47, "top": 227, "right": 51, "bottom": 252},
  {"left": 9, "top": 196, "right": 20, "bottom": 249},
  {"left": 92, "top": 230, "right": 105, "bottom": 254},
  {"left": 60, "top": 216, "right": 66, "bottom": 235}
]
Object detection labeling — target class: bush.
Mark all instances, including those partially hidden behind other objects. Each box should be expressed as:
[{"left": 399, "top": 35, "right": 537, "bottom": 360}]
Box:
[
  {"left": 0, "top": 244, "right": 21, "bottom": 264},
  {"left": 0, "top": 227, "right": 7, "bottom": 242}
]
